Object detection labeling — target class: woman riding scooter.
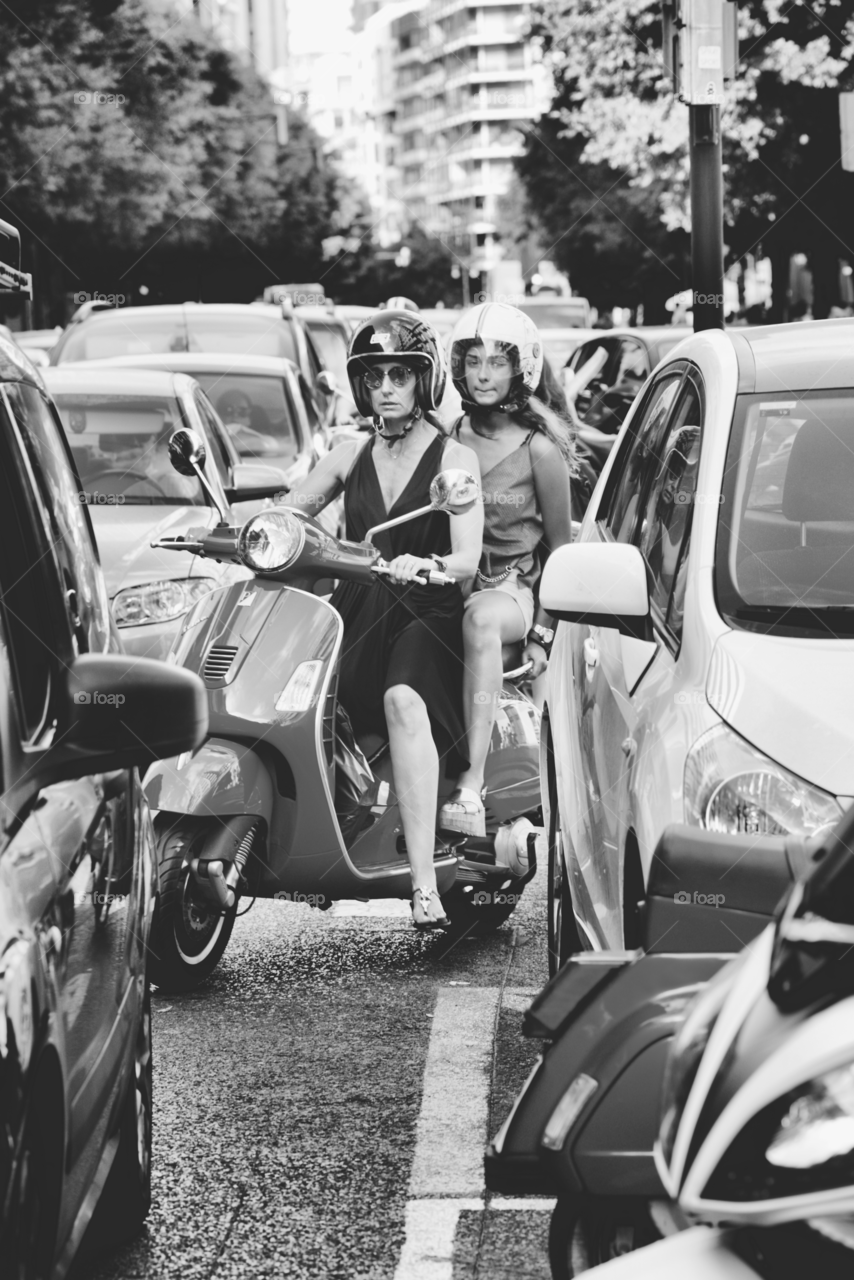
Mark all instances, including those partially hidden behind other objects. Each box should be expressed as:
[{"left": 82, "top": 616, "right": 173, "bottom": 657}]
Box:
[
  {"left": 286, "top": 309, "right": 482, "bottom": 929},
  {"left": 440, "top": 302, "right": 573, "bottom": 837}
]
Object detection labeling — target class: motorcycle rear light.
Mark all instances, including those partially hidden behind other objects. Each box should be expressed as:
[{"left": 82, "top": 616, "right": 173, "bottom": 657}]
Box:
[
  {"left": 238, "top": 510, "right": 305, "bottom": 572},
  {"left": 276, "top": 661, "right": 324, "bottom": 714},
  {"left": 541, "top": 1073, "right": 598, "bottom": 1151}
]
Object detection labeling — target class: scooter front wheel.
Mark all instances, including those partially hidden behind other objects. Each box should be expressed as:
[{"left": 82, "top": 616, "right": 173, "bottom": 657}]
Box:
[
  {"left": 548, "top": 1196, "right": 659, "bottom": 1278},
  {"left": 149, "top": 822, "right": 238, "bottom": 992}
]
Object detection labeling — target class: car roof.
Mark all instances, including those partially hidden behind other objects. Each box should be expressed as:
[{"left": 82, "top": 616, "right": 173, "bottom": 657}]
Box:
[
  {"left": 73, "top": 302, "right": 291, "bottom": 321},
  {"left": 43, "top": 365, "right": 195, "bottom": 396},
  {"left": 77, "top": 352, "right": 301, "bottom": 376},
  {"left": 729, "top": 317, "right": 854, "bottom": 392}
]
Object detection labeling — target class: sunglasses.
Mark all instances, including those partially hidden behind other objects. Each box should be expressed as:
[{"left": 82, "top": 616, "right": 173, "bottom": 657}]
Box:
[{"left": 363, "top": 365, "right": 417, "bottom": 389}]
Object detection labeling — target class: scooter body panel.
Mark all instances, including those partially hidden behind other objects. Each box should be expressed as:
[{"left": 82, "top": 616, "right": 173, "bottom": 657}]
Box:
[
  {"left": 153, "top": 577, "right": 460, "bottom": 898},
  {"left": 144, "top": 737, "right": 274, "bottom": 819},
  {"left": 485, "top": 953, "right": 728, "bottom": 1197},
  {"left": 484, "top": 688, "right": 541, "bottom": 824}
]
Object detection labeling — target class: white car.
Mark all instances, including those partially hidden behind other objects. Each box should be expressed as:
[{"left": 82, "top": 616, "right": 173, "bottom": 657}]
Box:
[{"left": 540, "top": 319, "right": 854, "bottom": 969}]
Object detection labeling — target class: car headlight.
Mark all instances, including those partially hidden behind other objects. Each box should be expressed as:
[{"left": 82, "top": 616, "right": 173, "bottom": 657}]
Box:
[
  {"left": 702, "top": 1060, "right": 854, "bottom": 1203},
  {"left": 684, "top": 723, "right": 841, "bottom": 838},
  {"left": 238, "top": 510, "right": 305, "bottom": 572},
  {"left": 112, "top": 578, "right": 217, "bottom": 628}
]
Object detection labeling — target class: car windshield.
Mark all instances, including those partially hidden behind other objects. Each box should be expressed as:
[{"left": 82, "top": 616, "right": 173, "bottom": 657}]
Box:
[
  {"left": 53, "top": 392, "right": 205, "bottom": 505},
  {"left": 716, "top": 390, "right": 854, "bottom": 636},
  {"left": 303, "top": 321, "right": 349, "bottom": 387},
  {"left": 188, "top": 373, "right": 300, "bottom": 460},
  {"left": 59, "top": 312, "right": 298, "bottom": 362}
]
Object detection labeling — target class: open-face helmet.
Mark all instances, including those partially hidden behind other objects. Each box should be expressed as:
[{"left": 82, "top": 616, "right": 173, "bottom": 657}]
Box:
[
  {"left": 449, "top": 301, "right": 543, "bottom": 412},
  {"left": 347, "top": 309, "right": 447, "bottom": 417}
]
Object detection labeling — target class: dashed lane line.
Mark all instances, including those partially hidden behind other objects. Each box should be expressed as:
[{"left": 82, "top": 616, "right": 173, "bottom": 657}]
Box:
[{"left": 394, "top": 986, "right": 554, "bottom": 1280}]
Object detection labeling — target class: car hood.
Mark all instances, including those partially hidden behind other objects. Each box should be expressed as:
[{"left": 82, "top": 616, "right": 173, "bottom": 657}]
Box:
[
  {"left": 707, "top": 631, "right": 854, "bottom": 797},
  {"left": 89, "top": 505, "right": 217, "bottom": 597}
]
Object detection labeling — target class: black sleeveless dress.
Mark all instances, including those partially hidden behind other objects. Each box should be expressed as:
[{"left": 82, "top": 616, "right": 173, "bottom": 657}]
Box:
[{"left": 330, "top": 431, "right": 469, "bottom": 776}]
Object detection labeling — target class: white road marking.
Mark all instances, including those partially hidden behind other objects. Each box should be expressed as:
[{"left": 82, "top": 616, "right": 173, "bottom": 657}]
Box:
[
  {"left": 408, "top": 986, "right": 501, "bottom": 1197},
  {"left": 394, "top": 987, "right": 552, "bottom": 1279},
  {"left": 328, "top": 898, "right": 411, "bottom": 917}
]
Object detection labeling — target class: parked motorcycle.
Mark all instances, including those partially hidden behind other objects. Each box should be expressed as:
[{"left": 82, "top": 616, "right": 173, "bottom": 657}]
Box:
[
  {"left": 143, "top": 428, "right": 542, "bottom": 990},
  {"left": 571, "top": 798, "right": 854, "bottom": 1278},
  {"left": 485, "top": 822, "right": 815, "bottom": 1276}
]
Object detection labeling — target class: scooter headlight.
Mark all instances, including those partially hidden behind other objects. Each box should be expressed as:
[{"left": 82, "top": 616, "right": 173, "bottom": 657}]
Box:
[
  {"left": 238, "top": 510, "right": 305, "bottom": 572},
  {"left": 701, "top": 1059, "right": 854, "bottom": 1205}
]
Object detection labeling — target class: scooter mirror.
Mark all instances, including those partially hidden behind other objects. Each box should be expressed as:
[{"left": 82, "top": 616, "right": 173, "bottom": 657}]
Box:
[
  {"left": 169, "top": 428, "right": 207, "bottom": 477},
  {"left": 429, "top": 468, "right": 480, "bottom": 515}
]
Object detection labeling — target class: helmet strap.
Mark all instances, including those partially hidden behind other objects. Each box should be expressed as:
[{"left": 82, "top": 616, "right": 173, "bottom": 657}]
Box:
[{"left": 373, "top": 405, "right": 422, "bottom": 443}]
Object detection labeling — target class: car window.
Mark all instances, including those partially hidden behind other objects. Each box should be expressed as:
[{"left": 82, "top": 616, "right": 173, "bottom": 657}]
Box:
[
  {"left": 601, "top": 374, "right": 682, "bottom": 542},
  {"left": 614, "top": 339, "right": 649, "bottom": 386},
  {"left": 0, "top": 391, "right": 72, "bottom": 739},
  {"left": 303, "top": 328, "right": 323, "bottom": 381},
  {"left": 636, "top": 378, "right": 703, "bottom": 640},
  {"left": 297, "top": 371, "right": 321, "bottom": 432},
  {"left": 305, "top": 321, "right": 349, "bottom": 386},
  {"left": 189, "top": 372, "right": 301, "bottom": 461},
  {"left": 4, "top": 382, "right": 112, "bottom": 655},
  {"left": 53, "top": 391, "right": 205, "bottom": 506},
  {"left": 58, "top": 313, "right": 298, "bottom": 362}
]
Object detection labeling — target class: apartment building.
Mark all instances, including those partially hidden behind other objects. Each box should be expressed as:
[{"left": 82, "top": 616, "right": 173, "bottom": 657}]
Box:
[{"left": 391, "top": 1, "right": 548, "bottom": 280}]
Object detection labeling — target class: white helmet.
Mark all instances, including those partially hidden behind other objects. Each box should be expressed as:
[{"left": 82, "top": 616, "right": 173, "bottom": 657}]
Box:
[{"left": 448, "top": 302, "right": 543, "bottom": 412}]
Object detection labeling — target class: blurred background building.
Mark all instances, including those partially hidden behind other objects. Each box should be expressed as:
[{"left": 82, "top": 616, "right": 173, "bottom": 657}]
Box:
[{"left": 194, "top": 0, "right": 289, "bottom": 80}]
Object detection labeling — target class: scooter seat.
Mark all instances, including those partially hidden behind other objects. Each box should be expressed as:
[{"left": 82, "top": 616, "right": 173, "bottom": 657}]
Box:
[{"left": 502, "top": 641, "right": 523, "bottom": 671}]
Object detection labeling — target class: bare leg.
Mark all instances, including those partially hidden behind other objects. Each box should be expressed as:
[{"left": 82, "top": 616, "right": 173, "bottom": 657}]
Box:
[
  {"left": 456, "top": 592, "right": 527, "bottom": 795},
  {"left": 384, "top": 684, "right": 444, "bottom": 917}
]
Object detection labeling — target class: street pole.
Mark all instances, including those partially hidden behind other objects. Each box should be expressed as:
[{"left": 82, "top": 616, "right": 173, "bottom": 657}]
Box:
[{"left": 689, "top": 103, "right": 724, "bottom": 331}]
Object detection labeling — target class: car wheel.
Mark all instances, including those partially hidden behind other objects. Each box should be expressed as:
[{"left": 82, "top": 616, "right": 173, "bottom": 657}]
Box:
[
  {"left": 548, "top": 1196, "right": 659, "bottom": 1278},
  {"left": 149, "top": 823, "right": 237, "bottom": 992},
  {"left": 545, "top": 733, "right": 581, "bottom": 977},
  {"left": 81, "top": 981, "right": 153, "bottom": 1256}
]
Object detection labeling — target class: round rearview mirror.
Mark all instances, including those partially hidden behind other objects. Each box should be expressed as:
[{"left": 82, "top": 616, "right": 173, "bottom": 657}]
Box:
[
  {"left": 168, "top": 428, "right": 206, "bottom": 477},
  {"left": 429, "top": 468, "right": 480, "bottom": 515}
]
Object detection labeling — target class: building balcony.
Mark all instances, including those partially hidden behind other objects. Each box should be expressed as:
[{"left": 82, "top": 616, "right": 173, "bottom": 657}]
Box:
[{"left": 444, "top": 65, "right": 530, "bottom": 90}]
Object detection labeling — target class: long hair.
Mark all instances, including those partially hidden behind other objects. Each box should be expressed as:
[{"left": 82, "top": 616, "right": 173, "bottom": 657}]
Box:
[{"left": 469, "top": 366, "right": 577, "bottom": 473}]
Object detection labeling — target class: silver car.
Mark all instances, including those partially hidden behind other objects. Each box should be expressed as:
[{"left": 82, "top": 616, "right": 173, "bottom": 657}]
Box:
[{"left": 44, "top": 366, "right": 287, "bottom": 660}]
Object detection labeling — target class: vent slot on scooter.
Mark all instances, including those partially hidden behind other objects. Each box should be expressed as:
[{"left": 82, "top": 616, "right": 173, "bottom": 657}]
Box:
[
  {"left": 203, "top": 645, "right": 239, "bottom": 684},
  {"left": 322, "top": 672, "right": 338, "bottom": 765}
]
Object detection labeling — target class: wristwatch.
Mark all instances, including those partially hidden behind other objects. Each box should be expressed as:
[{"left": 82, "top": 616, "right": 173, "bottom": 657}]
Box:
[{"left": 528, "top": 624, "right": 555, "bottom": 655}]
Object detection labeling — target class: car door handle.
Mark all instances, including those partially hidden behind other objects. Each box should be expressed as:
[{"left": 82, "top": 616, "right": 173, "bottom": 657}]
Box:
[{"left": 583, "top": 638, "right": 600, "bottom": 672}]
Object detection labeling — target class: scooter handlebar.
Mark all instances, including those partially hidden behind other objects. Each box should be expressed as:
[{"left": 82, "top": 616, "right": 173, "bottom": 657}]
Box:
[{"left": 372, "top": 562, "right": 455, "bottom": 586}]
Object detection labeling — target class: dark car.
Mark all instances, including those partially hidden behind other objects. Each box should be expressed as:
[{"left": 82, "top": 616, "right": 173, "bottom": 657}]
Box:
[{"left": 0, "top": 223, "right": 206, "bottom": 1277}]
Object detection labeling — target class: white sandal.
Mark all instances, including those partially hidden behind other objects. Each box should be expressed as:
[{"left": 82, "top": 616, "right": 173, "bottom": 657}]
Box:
[
  {"left": 439, "top": 787, "right": 486, "bottom": 837},
  {"left": 412, "top": 886, "right": 450, "bottom": 930}
]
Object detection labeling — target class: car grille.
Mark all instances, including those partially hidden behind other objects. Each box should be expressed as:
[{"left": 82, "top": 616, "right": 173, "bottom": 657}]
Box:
[{"left": 203, "top": 645, "right": 239, "bottom": 685}]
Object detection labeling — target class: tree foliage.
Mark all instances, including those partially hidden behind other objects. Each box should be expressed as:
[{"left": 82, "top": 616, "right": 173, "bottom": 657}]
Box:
[
  {"left": 522, "top": 0, "right": 854, "bottom": 318},
  {"left": 0, "top": 0, "right": 344, "bottom": 317}
]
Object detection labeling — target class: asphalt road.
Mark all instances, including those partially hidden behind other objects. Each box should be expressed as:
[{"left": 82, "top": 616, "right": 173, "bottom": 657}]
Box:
[{"left": 82, "top": 871, "right": 554, "bottom": 1280}]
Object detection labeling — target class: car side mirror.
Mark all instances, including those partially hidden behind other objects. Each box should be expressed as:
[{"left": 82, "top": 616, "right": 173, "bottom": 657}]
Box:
[
  {"left": 316, "top": 370, "right": 337, "bottom": 397},
  {"left": 169, "top": 427, "right": 207, "bottom": 476},
  {"left": 539, "top": 542, "right": 652, "bottom": 641},
  {"left": 48, "top": 654, "right": 208, "bottom": 781}
]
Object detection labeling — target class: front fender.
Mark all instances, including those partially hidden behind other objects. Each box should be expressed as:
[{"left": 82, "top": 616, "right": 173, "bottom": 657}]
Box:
[{"left": 142, "top": 738, "right": 273, "bottom": 820}]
